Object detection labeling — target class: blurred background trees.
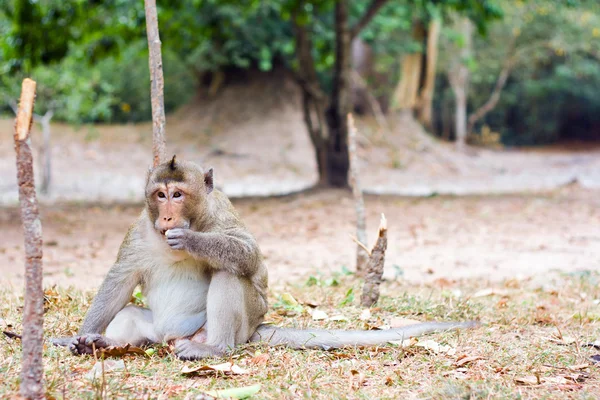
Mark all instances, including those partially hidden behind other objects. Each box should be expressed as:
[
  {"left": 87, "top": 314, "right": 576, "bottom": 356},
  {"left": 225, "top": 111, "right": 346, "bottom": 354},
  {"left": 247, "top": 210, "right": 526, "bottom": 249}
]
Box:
[{"left": 1, "top": 0, "right": 599, "bottom": 185}]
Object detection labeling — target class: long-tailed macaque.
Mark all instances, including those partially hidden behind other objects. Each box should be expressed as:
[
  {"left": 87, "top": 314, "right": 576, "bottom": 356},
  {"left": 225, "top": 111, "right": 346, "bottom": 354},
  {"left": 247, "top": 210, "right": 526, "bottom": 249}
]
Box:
[{"left": 53, "top": 157, "right": 477, "bottom": 360}]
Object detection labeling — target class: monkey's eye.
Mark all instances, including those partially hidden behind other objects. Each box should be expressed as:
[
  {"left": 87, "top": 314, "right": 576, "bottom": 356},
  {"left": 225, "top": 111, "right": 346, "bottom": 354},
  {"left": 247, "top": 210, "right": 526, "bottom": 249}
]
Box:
[
  {"left": 158, "top": 192, "right": 166, "bottom": 199},
  {"left": 173, "top": 191, "right": 182, "bottom": 198}
]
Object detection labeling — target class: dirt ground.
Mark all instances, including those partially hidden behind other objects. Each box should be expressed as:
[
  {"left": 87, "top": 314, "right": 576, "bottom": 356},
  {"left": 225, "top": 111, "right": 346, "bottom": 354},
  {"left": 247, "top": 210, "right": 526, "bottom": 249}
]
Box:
[{"left": 1, "top": 185, "right": 598, "bottom": 290}]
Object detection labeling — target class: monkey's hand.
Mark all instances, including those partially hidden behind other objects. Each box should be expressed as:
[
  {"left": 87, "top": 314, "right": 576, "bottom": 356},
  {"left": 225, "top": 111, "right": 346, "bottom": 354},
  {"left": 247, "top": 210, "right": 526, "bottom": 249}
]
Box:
[{"left": 165, "top": 228, "right": 194, "bottom": 251}]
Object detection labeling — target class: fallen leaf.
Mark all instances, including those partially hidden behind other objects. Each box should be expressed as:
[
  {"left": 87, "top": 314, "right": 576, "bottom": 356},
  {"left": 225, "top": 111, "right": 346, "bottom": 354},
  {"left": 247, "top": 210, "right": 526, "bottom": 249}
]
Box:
[
  {"left": 280, "top": 293, "right": 299, "bottom": 307},
  {"left": 181, "top": 362, "right": 248, "bottom": 375},
  {"left": 86, "top": 360, "right": 125, "bottom": 380},
  {"left": 328, "top": 315, "right": 348, "bottom": 322},
  {"left": 472, "top": 288, "right": 508, "bottom": 298},
  {"left": 515, "top": 375, "right": 541, "bottom": 386},
  {"left": 248, "top": 353, "right": 270, "bottom": 366},
  {"left": 311, "top": 310, "right": 328, "bottom": 321},
  {"left": 555, "top": 384, "right": 584, "bottom": 391},
  {"left": 98, "top": 344, "right": 147, "bottom": 357},
  {"left": 349, "top": 369, "right": 366, "bottom": 389},
  {"left": 388, "top": 337, "right": 418, "bottom": 348},
  {"left": 359, "top": 309, "right": 371, "bottom": 321},
  {"left": 390, "top": 317, "right": 422, "bottom": 328},
  {"left": 415, "top": 339, "right": 456, "bottom": 355},
  {"left": 203, "top": 384, "right": 261, "bottom": 399},
  {"left": 544, "top": 376, "right": 570, "bottom": 385},
  {"left": 455, "top": 355, "right": 484, "bottom": 367}
]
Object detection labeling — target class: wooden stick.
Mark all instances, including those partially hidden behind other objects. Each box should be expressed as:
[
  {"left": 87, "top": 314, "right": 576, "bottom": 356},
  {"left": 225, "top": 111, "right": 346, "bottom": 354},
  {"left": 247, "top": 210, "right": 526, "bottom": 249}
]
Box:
[
  {"left": 361, "top": 213, "right": 387, "bottom": 307},
  {"left": 144, "top": 0, "right": 167, "bottom": 167},
  {"left": 14, "top": 78, "right": 45, "bottom": 399},
  {"left": 348, "top": 113, "right": 369, "bottom": 276}
]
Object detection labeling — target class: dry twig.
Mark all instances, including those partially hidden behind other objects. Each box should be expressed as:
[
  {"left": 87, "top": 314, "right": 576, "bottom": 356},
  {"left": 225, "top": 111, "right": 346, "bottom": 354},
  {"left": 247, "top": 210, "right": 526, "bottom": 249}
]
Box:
[{"left": 144, "top": 0, "right": 167, "bottom": 166}]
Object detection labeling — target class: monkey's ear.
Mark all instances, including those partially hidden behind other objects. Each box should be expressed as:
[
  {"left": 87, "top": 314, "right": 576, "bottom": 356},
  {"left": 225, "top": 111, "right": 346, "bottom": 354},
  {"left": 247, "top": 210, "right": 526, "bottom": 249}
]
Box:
[
  {"left": 204, "top": 168, "right": 214, "bottom": 194},
  {"left": 169, "top": 155, "right": 177, "bottom": 170}
]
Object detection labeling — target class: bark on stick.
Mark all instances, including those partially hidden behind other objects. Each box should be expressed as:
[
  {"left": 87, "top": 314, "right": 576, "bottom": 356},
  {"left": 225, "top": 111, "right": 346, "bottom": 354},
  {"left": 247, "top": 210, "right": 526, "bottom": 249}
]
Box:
[
  {"left": 347, "top": 114, "right": 368, "bottom": 276},
  {"left": 361, "top": 213, "right": 387, "bottom": 307},
  {"left": 14, "top": 78, "right": 45, "bottom": 399},
  {"left": 144, "top": 0, "right": 167, "bottom": 167}
]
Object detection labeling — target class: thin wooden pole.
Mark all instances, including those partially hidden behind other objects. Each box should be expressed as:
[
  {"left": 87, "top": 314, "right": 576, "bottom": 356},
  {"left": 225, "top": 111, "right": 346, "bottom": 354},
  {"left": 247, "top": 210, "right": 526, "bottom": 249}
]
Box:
[
  {"left": 14, "top": 78, "right": 45, "bottom": 399},
  {"left": 348, "top": 114, "right": 368, "bottom": 276},
  {"left": 144, "top": 0, "right": 167, "bottom": 167}
]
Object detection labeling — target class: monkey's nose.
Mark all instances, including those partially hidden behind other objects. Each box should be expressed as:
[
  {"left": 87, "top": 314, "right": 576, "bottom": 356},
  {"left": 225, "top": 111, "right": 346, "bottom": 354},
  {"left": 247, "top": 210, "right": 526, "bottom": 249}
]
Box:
[{"left": 163, "top": 217, "right": 173, "bottom": 221}]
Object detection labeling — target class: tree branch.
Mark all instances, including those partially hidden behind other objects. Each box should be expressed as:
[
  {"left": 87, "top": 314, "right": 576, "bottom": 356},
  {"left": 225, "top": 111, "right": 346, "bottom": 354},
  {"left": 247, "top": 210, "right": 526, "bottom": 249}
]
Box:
[
  {"left": 144, "top": 0, "right": 167, "bottom": 167},
  {"left": 350, "top": 0, "right": 389, "bottom": 39},
  {"left": 467, "top": 35, "right": 517, "bottom": 135}
]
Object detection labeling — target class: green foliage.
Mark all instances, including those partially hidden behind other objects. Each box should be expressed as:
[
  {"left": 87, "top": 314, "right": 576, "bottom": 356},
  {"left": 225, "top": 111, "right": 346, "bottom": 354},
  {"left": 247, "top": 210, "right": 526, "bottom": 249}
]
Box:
[{"left": 465, "top": 0, "right": 600, "bottom": 145}]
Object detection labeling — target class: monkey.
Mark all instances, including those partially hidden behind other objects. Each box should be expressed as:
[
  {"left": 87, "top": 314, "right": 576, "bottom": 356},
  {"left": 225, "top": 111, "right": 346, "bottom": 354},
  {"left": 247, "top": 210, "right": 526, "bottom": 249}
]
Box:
[{"left": 52, "top": 156, "right": 477, "bottom": 360}]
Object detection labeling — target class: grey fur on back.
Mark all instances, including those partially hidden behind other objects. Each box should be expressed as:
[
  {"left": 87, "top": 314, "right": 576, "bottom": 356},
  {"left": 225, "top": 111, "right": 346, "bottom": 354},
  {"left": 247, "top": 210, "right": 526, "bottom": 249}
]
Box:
[{"left": 249, "top": 321, "right": 479, "bottom": 350}]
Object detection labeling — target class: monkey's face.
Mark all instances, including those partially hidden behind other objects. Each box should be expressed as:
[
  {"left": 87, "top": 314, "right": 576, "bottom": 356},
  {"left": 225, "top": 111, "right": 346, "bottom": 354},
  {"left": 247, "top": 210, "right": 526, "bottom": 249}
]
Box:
[
  {"left": 150, "top": 182, "right": 192, "bottom": 235},
  {"left": 145, "top": 156, "right": 214, "bottom": 237}
]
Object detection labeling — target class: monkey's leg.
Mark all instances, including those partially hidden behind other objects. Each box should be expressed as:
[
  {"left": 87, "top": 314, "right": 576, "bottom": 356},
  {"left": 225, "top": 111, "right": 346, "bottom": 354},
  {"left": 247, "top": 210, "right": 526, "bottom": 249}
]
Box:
[
  {"left": 70, "top": 305, "right": 159, "bottom": 355},
  {"left": 175, "top": 271, "right": 267, "bottom": 360}
]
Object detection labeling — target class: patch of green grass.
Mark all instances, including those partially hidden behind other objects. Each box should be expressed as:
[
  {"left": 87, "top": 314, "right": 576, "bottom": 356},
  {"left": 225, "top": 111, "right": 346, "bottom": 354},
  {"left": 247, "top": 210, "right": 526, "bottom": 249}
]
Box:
[{"left": 1, "top": 271, "right": 600, "bottom": 399}]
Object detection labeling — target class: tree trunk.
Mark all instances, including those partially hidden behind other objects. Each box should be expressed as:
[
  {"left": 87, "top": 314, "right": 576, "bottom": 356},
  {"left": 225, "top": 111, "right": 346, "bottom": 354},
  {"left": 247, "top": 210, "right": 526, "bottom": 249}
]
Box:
[
  {"left": 144, "top": 0, "right": 167, "bottom": 167},
  {"left": 416, "top": 18, "right": 441, "bottom": 130},
  {"left": 391, "top": 20, "right": 425, "bottom": 113},
  {"left": 351, "top": 37, "right": 373, "bottom": 114},
  {"left": 467, "top": 35, "right": 517, "bottom": 136},
  {"left": 14, "top": 78, "right": 45, "bottom": 400},
  {"left": 325, "top": 0, "right": 352, "bottom": 187},
  {"left": 294, "top": 0, "right": 387, "bottom": 187},
  {"left": 448, "top": 17, "right": 473, "bottom": 150}
]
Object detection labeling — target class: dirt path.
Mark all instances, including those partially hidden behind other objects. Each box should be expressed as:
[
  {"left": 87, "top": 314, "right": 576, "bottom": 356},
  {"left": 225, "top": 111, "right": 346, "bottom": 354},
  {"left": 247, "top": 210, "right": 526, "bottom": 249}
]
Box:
[{"left": 1, "top": 186, "right": 598, "bottom": 289}]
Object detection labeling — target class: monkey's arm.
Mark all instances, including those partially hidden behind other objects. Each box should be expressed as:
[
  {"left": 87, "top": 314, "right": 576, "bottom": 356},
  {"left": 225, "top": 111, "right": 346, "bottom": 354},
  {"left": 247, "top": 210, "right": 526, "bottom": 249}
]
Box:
[
  {"left": 79, "top": 262, "right": 141, "bottom": 334},
  {"left": 166, "top": 228, "right": 260, "bottom": 276}
]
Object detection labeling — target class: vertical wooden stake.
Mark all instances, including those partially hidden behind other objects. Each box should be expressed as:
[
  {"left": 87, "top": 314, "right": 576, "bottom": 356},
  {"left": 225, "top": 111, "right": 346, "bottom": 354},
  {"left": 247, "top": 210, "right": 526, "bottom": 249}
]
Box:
[
  {"left": 14, "top": 78, "right": 45, "bottom": 399},
  {"left": 361, "top": 213, "right": 387, "bottom": 308},
  {"left": 348, "top": 113, "right": 368, "bottom": 276},
  {"left": 144, "top": 0, "right": 167, "bottom": 167}
]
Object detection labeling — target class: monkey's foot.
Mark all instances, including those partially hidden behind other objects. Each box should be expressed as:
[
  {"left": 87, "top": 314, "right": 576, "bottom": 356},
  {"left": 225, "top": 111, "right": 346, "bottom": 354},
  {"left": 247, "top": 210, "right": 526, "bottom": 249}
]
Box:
[
  {"left": 174, "top": 339, "right": 225, "bottom": 360},
  {"left": 68, "top": 334, "right": 120, "bottom": 355}
]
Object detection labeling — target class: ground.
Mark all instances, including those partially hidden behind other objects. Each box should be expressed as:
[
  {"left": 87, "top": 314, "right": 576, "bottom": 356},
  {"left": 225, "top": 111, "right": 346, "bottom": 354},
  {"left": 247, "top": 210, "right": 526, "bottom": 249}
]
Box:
[{"left": 1, "top": 186, "right": 600, "bottom": 289}]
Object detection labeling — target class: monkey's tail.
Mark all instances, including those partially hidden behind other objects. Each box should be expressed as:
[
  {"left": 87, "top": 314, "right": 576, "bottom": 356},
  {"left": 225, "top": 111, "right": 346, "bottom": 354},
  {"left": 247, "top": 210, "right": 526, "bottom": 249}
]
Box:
[{"left": 249, "top": 321, "right": 479, "bottom": 350}]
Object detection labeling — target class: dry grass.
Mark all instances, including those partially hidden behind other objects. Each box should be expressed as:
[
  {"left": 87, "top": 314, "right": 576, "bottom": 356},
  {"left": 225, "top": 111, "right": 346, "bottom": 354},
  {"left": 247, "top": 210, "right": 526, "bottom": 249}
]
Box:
[{"left": 1, "top": 268, "right": 600, "bottom": 399}]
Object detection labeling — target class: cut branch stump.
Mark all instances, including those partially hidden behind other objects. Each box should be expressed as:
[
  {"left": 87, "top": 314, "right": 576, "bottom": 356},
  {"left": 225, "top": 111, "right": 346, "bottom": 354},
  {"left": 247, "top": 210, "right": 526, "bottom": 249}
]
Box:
[
  {"left": 360, "top": 214, "right": 387, "bottom": 308},
  {"left": 14, "top": 78, "right": 45, "bottom": 399}
]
